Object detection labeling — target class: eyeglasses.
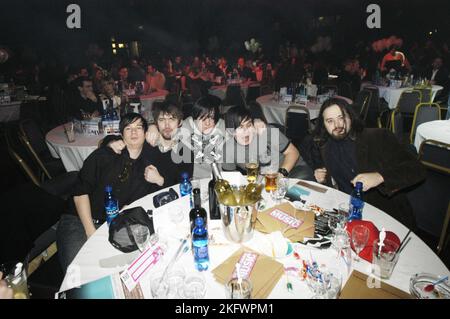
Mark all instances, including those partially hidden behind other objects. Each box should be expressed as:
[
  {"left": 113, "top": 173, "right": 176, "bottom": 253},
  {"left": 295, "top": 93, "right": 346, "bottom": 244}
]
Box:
[{"left": 118, "top": 160, "right": 134, "bottom": 183}]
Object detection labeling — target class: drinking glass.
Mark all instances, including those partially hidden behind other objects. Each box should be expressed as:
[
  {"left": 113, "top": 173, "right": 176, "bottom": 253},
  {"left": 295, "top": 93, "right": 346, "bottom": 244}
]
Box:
[
  {"left": 63, "top": 122, "right": 75, "bottom": 143},
  {"left": 271, "top": 177, "right": 289, "bottom": 203},
  {"left": 131, "top": 224, "right": 150, "bottom": 252},
  {"left": 245, "top": 162, "right": 259, "bottom": 184},
  {"left": 264, "top": 171, "right": 278, "bottom": 193},
  {"left": 351, "top": 225, "right": 370, "bottom": 262},
  {"left": 178, "top": 272, "right": 206, "bottom": 299},
  {"left": 225, "top": 278, "right": 252, "bottom": 299},
  {"left": 331, "top": 228, "right": 350, "bottom": 259},
  {"left": 306, "top": 266, "right": 341, "bottom": 299},
  {"left": 372, "top": 239, "right": 400, "bottom": 279}
]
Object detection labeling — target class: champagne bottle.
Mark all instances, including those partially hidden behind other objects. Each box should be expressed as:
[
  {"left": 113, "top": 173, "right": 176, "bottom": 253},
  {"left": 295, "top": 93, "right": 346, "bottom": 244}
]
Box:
[
  {"left": 208, "top": 163, "right": 222, "bottom": 220},
  {"left": 212, "top": 163, "right": 237, "bottom": 206}
]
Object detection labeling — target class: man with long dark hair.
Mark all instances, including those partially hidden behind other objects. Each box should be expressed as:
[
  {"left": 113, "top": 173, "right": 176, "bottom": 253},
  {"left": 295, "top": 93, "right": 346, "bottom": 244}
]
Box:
[{"left": 311, "top": 98, "right": 425, "bottom": 228}]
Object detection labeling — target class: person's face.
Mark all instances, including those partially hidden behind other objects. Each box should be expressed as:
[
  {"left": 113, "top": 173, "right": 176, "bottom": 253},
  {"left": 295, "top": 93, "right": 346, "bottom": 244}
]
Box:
[
  {"left": 196, "top": 112, "right": 216, "bottom": 135},
  {"left": 157, "top": 113, "right": 180, "bottom": 140},
  {"left": 79, "top": 81, "right": 93, "bottom": 96},
  {"left": 119, "top": 68, "right": 128, "bottom": 80},
  {"left": 147, "top": 65, "right": 155, "bottom": 74},
  {"left": 323, "top": 104, "right": 351, "bottom": 140},
  {"left": 79, "top": 68, "right": 89, "bottom": 77},
  {"left": 102, "top": 81, "right": 114, "bottom": 96},
  {"left": 122, "top": 118, "right": 146, "bottom": 148},
  {"left": 234, "top": 119, "right": 255, "bottom": 146},
  {"left": 238, "top": 58, "right": 245, "bottom": 67},
  {"left": 95, "top": 70, "right": 103, "bottom": 80},
  {"left": 433, "top": 58, "right": 443, "bottom": 69},
  {"left": 175, "top": 56, "right": 181, "bottom": 64}
]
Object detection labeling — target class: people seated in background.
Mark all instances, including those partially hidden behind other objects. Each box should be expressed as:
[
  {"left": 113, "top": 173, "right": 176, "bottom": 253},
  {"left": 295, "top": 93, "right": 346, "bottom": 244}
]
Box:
[
  {"left": 339, "top": 59, "right": 362, "bottom": 99},
  {"left": 57, "top": 113, "right": 165, "bottom": 273},
  {"left": 380, "top": 45, "right": 411, "bottom": 74},
  {"left": 128, "top": 58, "right": 146, "bottom": 82},
  {"left": 92, "top": 68, "right": 104, "bottom": 95},
  {"left": 117, "top": 66, "right": 130, "bottom": 93},
  {"left": 426, "top": 57, "right": 449, "bottom": 99},
  {"left": 66, "top": 76, "right": 102, "bottom": 119},
  {"left": 108, "top": 101, "right": 194, "bottom": 186},
  {"left": 144, "top": 64, "right": 166, "bottom": 93},
  {"left": 237, "top": 57, "right": 254, "bottom": 81},
  {"left": 98, "top": 78, "right": 122, "bottom": 112},
  {"left": 222, "top": 106, "right": 314, "bottom": 180},
  {"left": 311, "top": 98, "right": 425, "bottom": 229}
]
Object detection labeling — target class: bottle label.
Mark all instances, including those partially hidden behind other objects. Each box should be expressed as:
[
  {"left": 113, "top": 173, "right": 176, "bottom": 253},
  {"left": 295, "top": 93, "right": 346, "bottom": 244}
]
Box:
[
  {"left": 194, "top": 245, "right": 209, "bottom": 260},
  {"left": 106, "top": 203, "right": 119, "bottom": 225}
]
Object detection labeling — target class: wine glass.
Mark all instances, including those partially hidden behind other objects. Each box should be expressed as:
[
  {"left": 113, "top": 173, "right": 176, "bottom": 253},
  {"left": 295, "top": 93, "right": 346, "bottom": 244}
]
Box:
[
  {"left": 351, "top": 225, "right": 370, "bottom": 262},
  {"left": 131, "top": 224, "right": 150, "bottom": 252},
  {"left": 271, "top": 177, "right": 289, "bottom": 203}
]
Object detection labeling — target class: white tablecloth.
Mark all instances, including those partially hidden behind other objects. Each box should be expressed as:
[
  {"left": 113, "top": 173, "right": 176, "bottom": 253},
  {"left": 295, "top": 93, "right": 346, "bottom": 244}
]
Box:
[
  {"left": 257, "top": 94, "right": 352, "bottom": 126},
  {"left": 363, "top": 84, "right": 443, "bottom": 110},
  {"left": 46, "top": 124, "right": 104, "bottom": 172},
  {"left": 59, "top": 177, "right": 449, "bottom": 298},
  {"left": 208, "top": 81, "right": 259, "bottom": 100},
  {"left": 414, "top": 120, "right": 450, "bottom": 151},
  {"left": 0, "top": 101, "right": 21, "bottom": 122}
]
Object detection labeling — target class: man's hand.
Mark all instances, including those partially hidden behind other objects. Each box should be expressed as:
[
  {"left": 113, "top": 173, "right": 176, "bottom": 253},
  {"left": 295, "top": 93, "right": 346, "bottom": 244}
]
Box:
[
  {"left": 146, "top": 125, "right": 160, "bottom": 146},
  {"left": 351, "top": 172, "right": 384, "bottom": 192},
  {"left": 314, "top": 167, "right": 327, "bottom": 184},
  {"left": 144, "top": 165, "right": 164, "bottom": 186},
  {"left": 0, "top": 272, "right": 13, "bottom": 299},
  {"left": 254, "top": 119, "right": 267, "bottom": 135},
  {"left": 108, "top": 140, "right": 126, "bottom": 154},
  {"left": 86, "top": 91, "right": 98, "bottom": 102}
]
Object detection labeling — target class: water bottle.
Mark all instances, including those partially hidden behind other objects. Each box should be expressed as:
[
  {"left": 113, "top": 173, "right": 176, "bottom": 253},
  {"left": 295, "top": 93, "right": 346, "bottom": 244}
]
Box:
[
  {"left": 105, "top": 185, "right": 119, "bottom": 225},
  {"left": 348, "top": 182, "right": 364, "bottom": 221},
  {"left": 192, "top": 217, "right": 209, "bottom": 271},
  {"left": 180, "top": 172, "right": 193, "bottom": 206}
]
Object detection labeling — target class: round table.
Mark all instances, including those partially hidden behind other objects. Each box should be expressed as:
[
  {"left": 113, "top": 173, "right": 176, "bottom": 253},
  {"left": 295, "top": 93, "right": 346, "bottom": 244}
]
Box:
[
  {"left": 414, "top": 120, "right": 450, "bottom": 151},
  {"left": 59, "top": 177, "right": 449, "bottom": 298},
  {"left": 257, "top": 94, "right": 353, "bottom": 126},
  {"left": 208, "top": 81, "right": 259, "bottom": 100},
  {"left": 46, "top": 124, "right": 104, "bottom": 172},
  {"left": 139, "top": 90, "right": 169, "bottom": 122},
  {"left": 362, "top": 83, "right": 443, "bottom": 110}
]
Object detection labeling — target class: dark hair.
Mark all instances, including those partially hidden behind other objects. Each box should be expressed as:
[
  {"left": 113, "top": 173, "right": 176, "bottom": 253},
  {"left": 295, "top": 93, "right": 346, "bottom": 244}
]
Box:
[
  {"left": 191, "top": 95, "right": 220, "bottom": 123},
  {"left": 225, "top": 106, "right": 254, "bottom": 130},
  {"left": 152, "top": 100, "right": 183, "bottom": 124},
  {"left": 119, "top": 113, "right": 148, "bottom": 135},
  {"left": 74, "top": 76, "right": 92, "bottom": 88},
  {"left": 312, "top": 97, "right": 364, "bottom": 146}
]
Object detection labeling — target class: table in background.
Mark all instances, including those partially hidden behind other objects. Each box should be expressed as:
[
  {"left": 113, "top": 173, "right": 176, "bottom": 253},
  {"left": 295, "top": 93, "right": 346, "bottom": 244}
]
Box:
[
  {"left": 414, "top": 120, "right": 450, "bottom": 151},
  {"left": 139, "top": 90, "right": 169, "bottom": 122},
  {"left": 59, "top": 178, "right": 449, "bottom": 298},
  {"left": 46, "top": 124, "right": 105, "bottom": 172},
  {"left": 257, "top": 94, "right": 352, "bottom": 126},
  {"left": 0, "top": 96, "right": 46, "bottom": 123},
  {"left": 208, "top": 81, "right": 259, "bottom": 100},
  {"left": 362, "top": 83, "right": 443, "bottom": 110}
]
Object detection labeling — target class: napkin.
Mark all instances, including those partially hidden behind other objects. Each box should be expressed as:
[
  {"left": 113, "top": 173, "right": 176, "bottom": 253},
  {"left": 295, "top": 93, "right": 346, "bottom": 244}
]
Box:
[
  {"left": 255, "top": 202, "right": 315, "bottom": 242},
  {"left": 212, "top": 247, "right": 284, "bottom": 299},
  {"left": 346, "top": 220, "right": 401, "bottom": 263}
]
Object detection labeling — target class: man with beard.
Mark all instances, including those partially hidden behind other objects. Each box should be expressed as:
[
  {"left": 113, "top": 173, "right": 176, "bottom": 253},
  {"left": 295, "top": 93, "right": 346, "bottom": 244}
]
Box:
[
  {"left": 311, "top": 98, "right": 425, "bottom": 228},
  {"left": 106, "top": 101, "right": 193, "bottom": 186}
]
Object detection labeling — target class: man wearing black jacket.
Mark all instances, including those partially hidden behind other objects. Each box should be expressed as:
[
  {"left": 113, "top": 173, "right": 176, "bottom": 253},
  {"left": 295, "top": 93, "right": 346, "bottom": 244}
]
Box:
[{"left": 311, "top": 98, "right": 426, "bottom": 229}]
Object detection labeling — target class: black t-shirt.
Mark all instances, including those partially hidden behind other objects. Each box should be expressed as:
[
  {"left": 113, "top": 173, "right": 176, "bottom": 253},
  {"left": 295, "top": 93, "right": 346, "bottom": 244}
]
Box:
[
  {"left": 65, "top": 144, "right": 162, "bottom": 221},
  {"left": 67, "top": 93, "right": 102, "bottom": 119},
  {"left": 325, "top": 137, "right": 358, "bottom": 195}
]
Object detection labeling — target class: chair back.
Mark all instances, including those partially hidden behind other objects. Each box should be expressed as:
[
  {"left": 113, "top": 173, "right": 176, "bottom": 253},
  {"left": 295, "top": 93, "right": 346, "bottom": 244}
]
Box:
[
  {"left": 4, "top": 125, "right": 41, "bottom": 186},
  {"left": 410, "top": 103, "right": 441, "bottom": 144},
  {"left": 353, "top": 89, "right": 371, "bottom": 119},
  {"left": 285, "top": 104, "right": 311, "bottom": 142},
  {"left": 397, "top": 90, "right": 421, "bottom": 115},
  {"left": 414, "top": 87, "right": 432, "bottom": 103},
  {"left": 407, "top": 140, "right": 450, "bottom": 246},
  {"left": 390, "top": 108, "right": 404, "bottom": 142},
  {"left": 338, "top": 81, "right": 353, "bottom": 99},
  {"left": 246, "top": 85, "right": 262, "bottom": 104},
  {"left": 224, "top": 85, "right": 246, "bottom": 107}
]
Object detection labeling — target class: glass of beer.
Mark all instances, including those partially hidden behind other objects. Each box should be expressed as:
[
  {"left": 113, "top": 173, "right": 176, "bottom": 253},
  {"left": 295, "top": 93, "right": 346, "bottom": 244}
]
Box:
[
  {"left": 245, "top": 162, "right": 259, "bottom": 184},
  {"left": 264, "top": 171, "right": 278, "bottom": 193}
]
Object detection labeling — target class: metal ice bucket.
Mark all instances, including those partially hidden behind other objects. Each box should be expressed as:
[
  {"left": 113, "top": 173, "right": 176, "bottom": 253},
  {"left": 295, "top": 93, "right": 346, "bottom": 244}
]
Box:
[{"left": 219, "top": 203, "right": 257, "bottom": 243}]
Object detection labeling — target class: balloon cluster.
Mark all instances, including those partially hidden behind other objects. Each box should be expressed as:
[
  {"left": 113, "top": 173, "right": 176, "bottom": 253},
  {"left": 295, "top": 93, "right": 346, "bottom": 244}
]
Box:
[
  {"left": 371, "top": 36, "right": 403, "bottom": 53},
  {"left": 244, "top": 38, "right": 261, "bottom": 53},
  {"left": 310, "top": 36, "right": 332, "bottom": 53}
]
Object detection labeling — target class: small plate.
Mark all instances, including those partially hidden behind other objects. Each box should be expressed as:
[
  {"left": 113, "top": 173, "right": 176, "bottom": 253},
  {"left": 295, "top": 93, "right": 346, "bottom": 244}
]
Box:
[{"left": 410, "top": 273, "right": 450, "bottom": 299}]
